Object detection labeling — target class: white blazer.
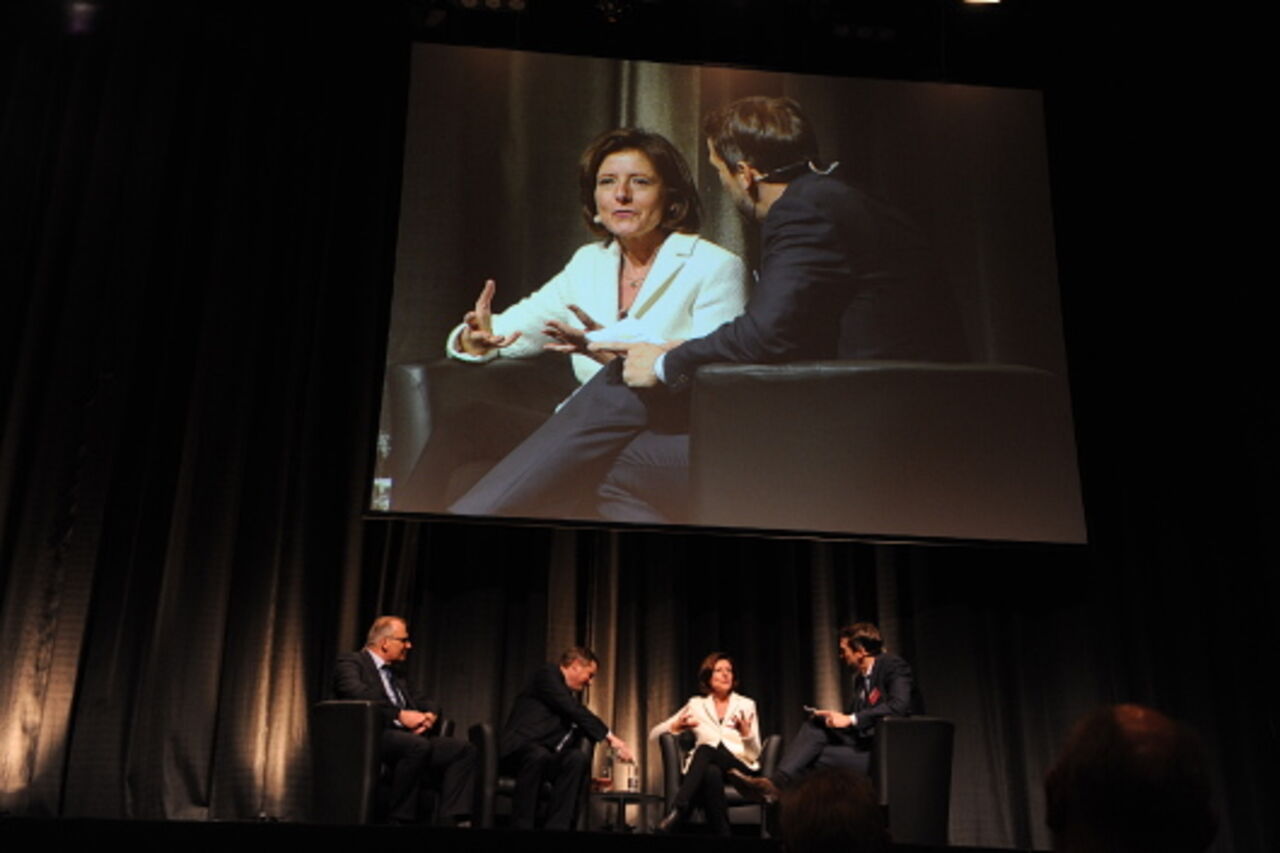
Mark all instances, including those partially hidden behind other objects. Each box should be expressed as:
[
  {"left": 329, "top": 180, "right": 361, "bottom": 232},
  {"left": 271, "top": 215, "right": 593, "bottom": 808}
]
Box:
[
  {"left": 446, "top": 232, "right": 747, "bottom": 385},
  {"left": 649, "top": 691, "right": 762, "bottom": 771}
]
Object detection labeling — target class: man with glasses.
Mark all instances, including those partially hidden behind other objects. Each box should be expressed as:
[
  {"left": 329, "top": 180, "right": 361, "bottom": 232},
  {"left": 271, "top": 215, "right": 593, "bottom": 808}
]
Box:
[{"left": 333, "top": 615, "right": 477, "bottom": 825}]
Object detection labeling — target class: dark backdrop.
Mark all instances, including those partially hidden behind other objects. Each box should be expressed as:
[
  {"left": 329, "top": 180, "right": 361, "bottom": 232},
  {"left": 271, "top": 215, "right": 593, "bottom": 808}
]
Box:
[{"left": 0, "top": 2, "right": 1272, "bottom": 851}]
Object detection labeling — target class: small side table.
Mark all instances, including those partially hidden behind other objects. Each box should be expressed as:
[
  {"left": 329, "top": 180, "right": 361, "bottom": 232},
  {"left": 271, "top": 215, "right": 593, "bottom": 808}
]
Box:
[{"left": 590, "top": 790, "right": 663, "bottom": 832}]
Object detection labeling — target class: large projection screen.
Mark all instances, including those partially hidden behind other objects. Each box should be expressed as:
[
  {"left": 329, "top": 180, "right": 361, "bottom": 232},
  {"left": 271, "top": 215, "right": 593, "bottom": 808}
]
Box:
[{"left": 371, "top": 43, "right": 1086, "bottom": 545}]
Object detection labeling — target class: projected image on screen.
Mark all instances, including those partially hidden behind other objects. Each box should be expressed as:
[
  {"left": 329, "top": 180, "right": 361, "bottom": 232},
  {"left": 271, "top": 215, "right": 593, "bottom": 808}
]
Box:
[{"left": 372, "top": 43, "right": 1087, "bottom": 544}]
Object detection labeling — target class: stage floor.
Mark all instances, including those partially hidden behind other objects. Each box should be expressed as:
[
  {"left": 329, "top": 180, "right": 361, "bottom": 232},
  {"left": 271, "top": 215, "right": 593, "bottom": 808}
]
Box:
[{"left": 2, "top": 816, "right": 1028, "bottom": 853}]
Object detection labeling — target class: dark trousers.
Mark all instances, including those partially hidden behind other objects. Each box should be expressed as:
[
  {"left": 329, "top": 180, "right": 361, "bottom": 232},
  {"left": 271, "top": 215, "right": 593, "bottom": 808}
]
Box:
[
  {"left": 674, "top": 743, "right": 756, "bottom": 836},
  {"left": 597, "top": 430, "right": 690, "bottom": 524},
  {"left": 775, "top": 717, "right": 870, "bottom": 787},
  {"left": 450, "top": 359, "right": 687, "bottom": 520},
  {"left": 380, "top": 730, "right": 477, "bottom": 823},
  {"left": 501, "top": 742, "right": 590, "bottom": 830}
]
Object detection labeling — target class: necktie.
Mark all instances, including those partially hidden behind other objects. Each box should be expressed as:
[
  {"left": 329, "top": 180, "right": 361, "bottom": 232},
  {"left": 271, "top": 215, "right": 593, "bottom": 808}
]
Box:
[{"left": 382, "top": 664, "right": 407, "bottom": 708}]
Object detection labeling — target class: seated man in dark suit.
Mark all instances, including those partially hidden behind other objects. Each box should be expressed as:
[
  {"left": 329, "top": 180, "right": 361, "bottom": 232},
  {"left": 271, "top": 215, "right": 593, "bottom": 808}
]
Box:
[
  {"left": 499, "top": 646, "right": 636, "bottom": 830},
  {"left": 332, "top": 615, "right": 476, "bottom": 825},
  {"left": 449, "top": 96, "right": 965, "bottom": 524},
  {"left": 732, "top": 622, "right": 921, "bottom": 801}
]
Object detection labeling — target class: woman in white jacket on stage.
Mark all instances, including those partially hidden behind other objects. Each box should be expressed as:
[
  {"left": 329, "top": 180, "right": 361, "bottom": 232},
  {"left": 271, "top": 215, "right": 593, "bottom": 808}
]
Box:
[{"left": 649, "top": 652, "right": 762, "bottom": 835}]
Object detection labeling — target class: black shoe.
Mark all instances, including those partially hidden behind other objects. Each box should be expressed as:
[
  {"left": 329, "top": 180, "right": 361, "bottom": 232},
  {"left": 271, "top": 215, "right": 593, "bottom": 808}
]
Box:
[{"left": 655, "top": 807, "right": 683, "bottom": 834}]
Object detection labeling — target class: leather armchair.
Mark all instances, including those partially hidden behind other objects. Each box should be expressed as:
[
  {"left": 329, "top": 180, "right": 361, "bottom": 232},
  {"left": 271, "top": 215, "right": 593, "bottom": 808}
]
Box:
[
  {"left": 657, "top": 732, "right": 783, "bottom": 836},
  {"left": 382, "top": 358, "right": 577, "bottom": 508},
  {"left": 310, "top": 700, "right": 382, "bottom": 824},
  {"left": 689, "top": 361, "right": 1085, "bottom": 543},
  {"left": 468, "top": 722, "right": 593, "bottom": 830},
  {"left": 309, "top": 700, "right": 454, "bottom": 824},
  {"left": 869, "top": 716, "right": 955, "bottom": 846}
]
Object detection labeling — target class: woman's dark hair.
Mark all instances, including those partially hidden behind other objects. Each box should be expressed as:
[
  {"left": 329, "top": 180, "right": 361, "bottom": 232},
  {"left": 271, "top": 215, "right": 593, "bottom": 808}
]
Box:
[
  {"left": 578, "top": 128, "right": 702, "bottom": 240},
  {"left": 702, "top": 96, "right": 821, "bottom": 180},
  {"left": 697, "top": 651, "right": 738, "bottom": 694}
]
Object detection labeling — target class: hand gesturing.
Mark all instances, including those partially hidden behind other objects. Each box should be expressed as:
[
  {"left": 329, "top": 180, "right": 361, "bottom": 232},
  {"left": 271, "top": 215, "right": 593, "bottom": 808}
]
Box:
[
  {"left": 544, "top": 305, "right": 615, "bottom": 364},
  {"left": 458, "top": 279, "right": 522, "bottom": 355},
  {"left": 670, "top": 708, "right": 700, "bottom": 733}
]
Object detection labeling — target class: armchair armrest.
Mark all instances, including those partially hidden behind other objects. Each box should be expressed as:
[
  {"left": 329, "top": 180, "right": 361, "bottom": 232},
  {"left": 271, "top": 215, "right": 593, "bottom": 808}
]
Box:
[
  {"left": 468, "top": 722, "right": 499, "bottom": 828},
  {"left": 657, "top": 732, "right": 688, "bottom": 811},
  {"left": 310, "top": 700, "right": 382, "bottom": 824},
  {"left": 689, "top": 361, "right": 1084, "bottom": 542},
  {"left": 870, "top": 716, "right": 955, "bottom": 845}
]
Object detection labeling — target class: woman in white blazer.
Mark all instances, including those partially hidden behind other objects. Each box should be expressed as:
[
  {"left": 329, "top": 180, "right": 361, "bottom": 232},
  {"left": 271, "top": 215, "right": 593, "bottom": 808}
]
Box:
[
  {"left": 446, "top": 128, "right": 745, "bottom": 383},
  {"left": 403, "top": 128, "right": 746, "bottom": 510},
  {"left": 649, "top": 652, "right": 762, "bottom": 835}
]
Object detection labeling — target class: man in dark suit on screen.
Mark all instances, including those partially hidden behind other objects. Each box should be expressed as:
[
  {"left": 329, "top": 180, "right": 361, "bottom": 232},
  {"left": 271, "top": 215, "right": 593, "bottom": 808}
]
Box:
[
  {"left": 450, "top": 96, "right": 964, "bottom": 523},
  {"left": 500, "top": 646, "right": 635, "bottom": 830},
  {"left": 332, "top": 615, "right": 476, "bottom": 825},
  {"left": 732, "top": 622, "right": 922, "bottom": 801}
]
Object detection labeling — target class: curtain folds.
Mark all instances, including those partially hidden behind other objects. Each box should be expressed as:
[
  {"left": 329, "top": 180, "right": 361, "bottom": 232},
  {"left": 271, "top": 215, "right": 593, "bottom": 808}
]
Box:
[
  {"left": 1, "top": 1, "right": 410, "bottom": 821},
  {"left": 0, "top": 5, "right": 1270, "bottom": 852}
]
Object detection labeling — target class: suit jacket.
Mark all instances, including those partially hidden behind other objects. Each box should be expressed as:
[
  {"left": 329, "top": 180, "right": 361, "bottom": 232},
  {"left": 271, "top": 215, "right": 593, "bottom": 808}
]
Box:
[
  {"left": 499, "top": 663, "right": 609, "bottom": 759},
  {"left": 648, "top": 691, "right": 761, "bottom": 771},
  {"left": 847, "top": 653, "right": 921, "bottom": 738},
  {"left": 332, "top": 649, "right": 443, "bottom": 730},
  {"left": 663, "top": 169, "right": 966, "bottom": 391},
  {"left": 447, "top": 232, "right": 747, "bottom": 385}
]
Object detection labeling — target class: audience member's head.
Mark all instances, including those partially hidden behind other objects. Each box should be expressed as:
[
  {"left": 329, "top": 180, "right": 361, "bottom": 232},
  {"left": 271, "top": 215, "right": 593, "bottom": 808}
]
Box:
[
  {"left": 1044, "top": 704, "right": 1216, "bottom": 853},
  {"left": 780, "top": 768, "right": 888, "bottom": 853}
]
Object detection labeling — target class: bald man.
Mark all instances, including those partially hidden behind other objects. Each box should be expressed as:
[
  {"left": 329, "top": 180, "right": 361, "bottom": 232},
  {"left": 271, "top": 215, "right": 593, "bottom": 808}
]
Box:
[{"left": 333, "top": 615, "right": 476, "bottom": 825}]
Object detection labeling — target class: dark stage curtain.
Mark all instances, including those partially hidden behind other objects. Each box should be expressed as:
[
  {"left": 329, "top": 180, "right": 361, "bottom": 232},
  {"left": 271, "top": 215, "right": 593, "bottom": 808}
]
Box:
[
  {"left": 0, "top": 3, "right": 1273, "bottom": 852},
  {"left": 0, "top": 0, "right": 409, "bottom": 821}
]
